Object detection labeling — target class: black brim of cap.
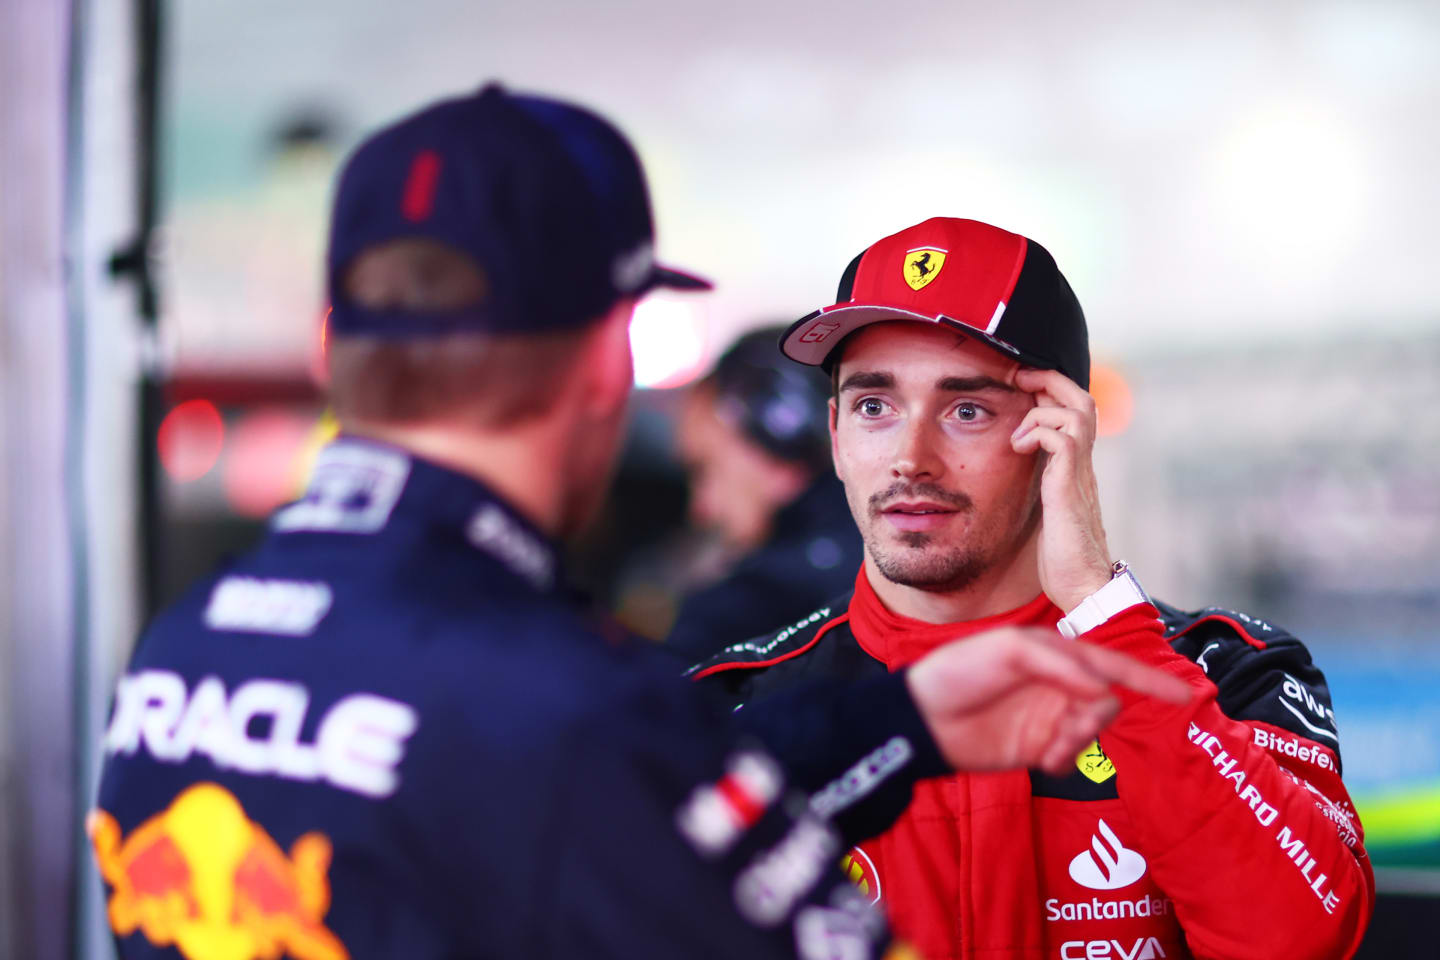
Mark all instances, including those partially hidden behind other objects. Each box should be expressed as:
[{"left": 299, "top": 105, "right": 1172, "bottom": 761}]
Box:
[{"left": 647, "top": 264, "right": 712, "bottom": 292}]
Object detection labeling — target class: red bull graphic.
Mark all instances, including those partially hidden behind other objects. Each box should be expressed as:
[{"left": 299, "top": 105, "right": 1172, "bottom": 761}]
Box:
[
  {"left": 840, "top": 845, "right": 883, "bottom": 905},
  {"left": 89, "top": 782, "right": 348, "bottom": 960}
]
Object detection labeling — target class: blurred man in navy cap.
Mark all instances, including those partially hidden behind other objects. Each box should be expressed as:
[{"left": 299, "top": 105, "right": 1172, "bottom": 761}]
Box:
[
  {"left": 89, "top": 87, "right": 1188, "bottom": 960},
  {"left": 670, "top": 326, "right": 864, "bottom": 662}
]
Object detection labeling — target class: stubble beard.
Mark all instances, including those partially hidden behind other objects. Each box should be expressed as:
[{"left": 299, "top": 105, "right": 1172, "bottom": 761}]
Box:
[
  {"left": 867, "top": 530, "right": 991, "bottom": 593},
  {"left": 863, "top": 481, "right": 990, "bottom": 593}
]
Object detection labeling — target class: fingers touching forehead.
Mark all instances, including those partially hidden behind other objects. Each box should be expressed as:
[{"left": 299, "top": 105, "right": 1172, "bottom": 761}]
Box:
[{"left": 834, "top": 322, "right": 1026, "bottom": 398}]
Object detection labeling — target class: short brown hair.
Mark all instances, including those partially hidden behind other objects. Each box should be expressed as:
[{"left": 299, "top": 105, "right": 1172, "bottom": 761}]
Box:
[
  {"left": 327, "top": 236, "right": 591, "bottom": 428},
  {"left": 326, "top": 331, "right": 585, "bottom": 428}
]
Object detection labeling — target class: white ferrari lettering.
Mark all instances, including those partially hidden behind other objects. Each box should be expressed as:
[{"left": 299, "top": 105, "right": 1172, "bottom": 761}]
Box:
[{"left": 105, "top": 669, "right": 418, "bottom": 798}]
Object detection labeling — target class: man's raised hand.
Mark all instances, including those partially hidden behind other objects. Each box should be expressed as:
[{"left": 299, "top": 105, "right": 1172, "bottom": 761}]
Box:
[{"left": 1010, "top": 367, "right": 1112, "bottom": 616}]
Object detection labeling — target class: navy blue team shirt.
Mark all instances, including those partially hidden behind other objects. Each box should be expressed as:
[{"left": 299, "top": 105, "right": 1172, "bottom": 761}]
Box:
[{"left": 93, "top": 437, "right": 945, "bottom": 960}]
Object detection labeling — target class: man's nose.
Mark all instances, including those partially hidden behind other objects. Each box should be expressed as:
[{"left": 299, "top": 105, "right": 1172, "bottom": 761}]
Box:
[{"left": 890, "top": 418, "right": 945, "bottom": 482}]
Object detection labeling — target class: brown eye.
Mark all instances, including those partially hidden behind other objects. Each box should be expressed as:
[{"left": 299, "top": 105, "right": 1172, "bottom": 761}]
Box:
[
  {"left": 956, "top": 403, "right": 979, "bottom": 421},
  {"left": 859, "top": 398, "right": 885, "bottom": 417}
]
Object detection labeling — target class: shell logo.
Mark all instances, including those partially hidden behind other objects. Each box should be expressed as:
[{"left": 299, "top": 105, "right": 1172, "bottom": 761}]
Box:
[
  {"left": 840, "top": 845, "right": 883, "bottom": 905},
  {"left": 89, "top": 783, "right": 348, "bottom": 960}
]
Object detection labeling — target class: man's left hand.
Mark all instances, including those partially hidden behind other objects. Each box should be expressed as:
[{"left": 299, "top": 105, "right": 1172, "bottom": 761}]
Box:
[{"left": 1009, "top": 368, "right": 1113, "bottom": 615}]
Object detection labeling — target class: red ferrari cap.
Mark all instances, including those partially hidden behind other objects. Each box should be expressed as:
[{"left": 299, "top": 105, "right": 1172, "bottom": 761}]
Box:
[{"left": 780, "top": 217, "right": 1090, "bottom": 389}]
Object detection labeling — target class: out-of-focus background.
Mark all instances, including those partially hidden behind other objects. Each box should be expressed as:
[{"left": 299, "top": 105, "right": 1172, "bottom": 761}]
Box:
[{"left": 3, "top": 1, "right": 1438, "bottom": 957}]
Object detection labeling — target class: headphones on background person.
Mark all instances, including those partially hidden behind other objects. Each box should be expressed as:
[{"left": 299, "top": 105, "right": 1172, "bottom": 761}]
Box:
[{"left": 707, "top": 326, "right": 833, "bottom": 471}]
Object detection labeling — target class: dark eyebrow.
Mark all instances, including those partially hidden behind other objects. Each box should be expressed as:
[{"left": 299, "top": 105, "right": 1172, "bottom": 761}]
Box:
[
  {"left": 936, "top": 375, "right": 1016, "bottom": 394},
  {"left": 837, "top": 371, "right": 895, "bottom": 393}
]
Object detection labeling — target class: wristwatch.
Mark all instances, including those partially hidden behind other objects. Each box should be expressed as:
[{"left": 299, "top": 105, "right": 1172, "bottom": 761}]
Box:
[{"left": 1056, "top": 561, "right": 1150, "bottom": 639}]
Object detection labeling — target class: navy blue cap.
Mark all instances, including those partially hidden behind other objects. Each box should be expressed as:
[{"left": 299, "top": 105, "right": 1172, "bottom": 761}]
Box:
[
  {"left": 327, "top": 83, "right": 710, "bottom": 338},
  {"left": 710, "top": 326, "right": 832, "bottom": 467}
]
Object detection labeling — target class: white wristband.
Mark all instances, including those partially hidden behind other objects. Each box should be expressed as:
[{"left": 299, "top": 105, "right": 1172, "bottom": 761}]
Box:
[{"left": 1057, "top": 561, "right": 1149, "bottom": 639}]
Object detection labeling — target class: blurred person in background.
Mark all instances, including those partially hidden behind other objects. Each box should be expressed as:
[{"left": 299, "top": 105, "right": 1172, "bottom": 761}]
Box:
[
  {"left": 690, "top": 217, "right": 1375, "bottom": 960},
  {"left": 670, "top": 325, "right": 863, "bottom": 662},
  {"left": 88, "top": 88, "right": 1190, "bottom": 960}
]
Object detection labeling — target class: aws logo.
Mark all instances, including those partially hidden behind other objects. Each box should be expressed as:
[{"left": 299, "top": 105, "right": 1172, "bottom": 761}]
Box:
[
  {"left": 89, "top": 783, "right": 347, "bottom": 960},
  {"left": 840, "top": 845, "right": 882, "bottom": 905}
]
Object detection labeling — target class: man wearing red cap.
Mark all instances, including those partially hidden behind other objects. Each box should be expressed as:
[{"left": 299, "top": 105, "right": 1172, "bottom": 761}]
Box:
[{"left": 689, "top": 218, "right": 1374, "bottom": 960}]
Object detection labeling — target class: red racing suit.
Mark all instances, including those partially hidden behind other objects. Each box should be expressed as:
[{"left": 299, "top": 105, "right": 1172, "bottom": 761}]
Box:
[{"left": 688, "top": 569, "right": 1375, "bottom": 960}]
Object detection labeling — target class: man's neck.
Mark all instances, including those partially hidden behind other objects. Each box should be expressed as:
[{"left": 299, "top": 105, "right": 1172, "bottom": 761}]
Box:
[
  {"left": 345, "top": 419, "right": 568, "bottom": 538},
  {"left": 863, "top": 533, "right": 1045, "bottom": 625}
]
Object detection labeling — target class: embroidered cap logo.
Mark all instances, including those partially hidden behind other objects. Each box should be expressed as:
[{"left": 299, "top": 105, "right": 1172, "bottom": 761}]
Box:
[{"left": 902, "top": 247, "right": 946, "bottom": 291}]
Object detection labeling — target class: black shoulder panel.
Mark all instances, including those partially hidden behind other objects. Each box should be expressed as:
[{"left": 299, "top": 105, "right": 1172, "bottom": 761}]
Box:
[
  {"left": 682, "top": 593, "right": 853, "bottom": 679},
  {"left": 684, "top": 593, "right": 886, "bottom": 709},
  {"left": 1156, "top": 598, "right": 1343, "bottom": 771}
]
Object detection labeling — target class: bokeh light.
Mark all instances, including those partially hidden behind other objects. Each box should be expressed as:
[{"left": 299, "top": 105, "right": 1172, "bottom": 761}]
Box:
[
  {"left": 156, "top": 399, "right": 225, "bottom": 482},
  {"left": 1090, "top": 363, "right": 1134, "bottom": 438},
  {"left": 221, "top": 408, "right": 316, "bottom": 517},
  {"left": 631, "top": 295, "right": 708, "bottom": 389}
]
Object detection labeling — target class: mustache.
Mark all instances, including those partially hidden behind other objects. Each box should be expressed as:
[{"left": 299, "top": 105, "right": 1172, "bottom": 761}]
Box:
[{"left": 868, "top": 481, "right": 974, "bottom": 516}]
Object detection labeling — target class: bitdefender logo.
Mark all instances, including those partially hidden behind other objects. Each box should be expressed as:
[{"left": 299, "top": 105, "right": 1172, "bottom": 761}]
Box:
[{"left": 1068, "top": 819, "right": 1146, "bottom": 890}]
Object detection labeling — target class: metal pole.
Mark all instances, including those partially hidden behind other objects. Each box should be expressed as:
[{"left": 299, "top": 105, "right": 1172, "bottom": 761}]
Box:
[{"left": 0, "top": 0, "right": 81, "bottom": 956}]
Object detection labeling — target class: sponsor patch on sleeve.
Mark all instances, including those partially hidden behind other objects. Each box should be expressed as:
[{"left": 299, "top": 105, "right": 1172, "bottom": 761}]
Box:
[{"left": 676, "top": 750, "right": 783, "bottom": 858}]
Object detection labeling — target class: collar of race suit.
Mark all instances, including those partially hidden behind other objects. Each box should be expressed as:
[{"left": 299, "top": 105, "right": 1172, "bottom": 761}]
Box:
[{"left": 847, "top": 565, "right": 1061, "bottom": 669}]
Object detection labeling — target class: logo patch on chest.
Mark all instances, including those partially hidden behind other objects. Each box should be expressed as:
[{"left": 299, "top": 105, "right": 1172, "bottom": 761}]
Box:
[
  {"left": 840, "top": 845, "right": 882, "bottom": 905},
  {"left": 1076, "top": 740, "right": 1117, "bottom": 784}
]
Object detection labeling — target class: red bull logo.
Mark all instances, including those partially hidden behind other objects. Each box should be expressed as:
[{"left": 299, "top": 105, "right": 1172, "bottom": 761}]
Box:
[{"left": 89, "top": 782, "right": 348, "bottom": 960}]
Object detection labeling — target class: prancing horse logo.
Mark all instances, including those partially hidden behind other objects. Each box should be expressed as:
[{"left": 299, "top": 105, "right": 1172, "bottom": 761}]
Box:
[{"left": 903, "top": 248, "right": 946, "bottom": 291}]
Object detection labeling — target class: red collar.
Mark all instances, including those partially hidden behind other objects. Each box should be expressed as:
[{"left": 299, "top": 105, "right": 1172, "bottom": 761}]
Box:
[{"left": 847, "top": 566, "right": 1062, "bottom": 669}]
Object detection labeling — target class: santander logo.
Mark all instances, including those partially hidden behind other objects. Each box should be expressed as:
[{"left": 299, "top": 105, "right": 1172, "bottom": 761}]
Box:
[{"left": 1068, "top": 819, "right": 1147, "bottom": 890}]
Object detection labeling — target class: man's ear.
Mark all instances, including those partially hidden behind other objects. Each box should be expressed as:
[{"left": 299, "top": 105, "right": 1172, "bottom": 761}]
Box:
[
  {"left": 580, "top": 298, "right": 637, "bottom": 420},
  {"left": 828, "top": 397, "right": 842, "bottom": 481}
]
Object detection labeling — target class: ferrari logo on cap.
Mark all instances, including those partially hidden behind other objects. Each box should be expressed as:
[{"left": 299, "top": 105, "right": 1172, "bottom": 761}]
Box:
[
  {"left": 903, "top": 248, "right": 946, "bottom": 291},
  {"left": 1076, "top": 740, "right": 1117, "bottom": 784}
]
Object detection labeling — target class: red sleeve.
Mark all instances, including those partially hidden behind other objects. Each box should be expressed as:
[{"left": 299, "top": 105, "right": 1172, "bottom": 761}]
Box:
[{"left": 1084, "top": 604, "right": 1375, "bottom": 960}]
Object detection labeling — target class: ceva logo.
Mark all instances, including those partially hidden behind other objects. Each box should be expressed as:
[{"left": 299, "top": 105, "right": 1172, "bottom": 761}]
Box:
[{"left": 1068, "top": 819, "right": 1147, "bottom": 890}]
